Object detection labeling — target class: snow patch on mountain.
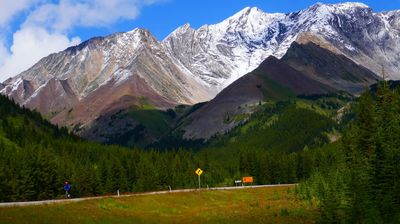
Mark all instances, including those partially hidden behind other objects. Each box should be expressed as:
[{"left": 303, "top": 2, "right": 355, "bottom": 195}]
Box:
[
  {"left": 1, "top": 2, "right": 400, "bottom": 119},
  {"left": 165, "top": 1, "right": 400, "bottom": 89}
]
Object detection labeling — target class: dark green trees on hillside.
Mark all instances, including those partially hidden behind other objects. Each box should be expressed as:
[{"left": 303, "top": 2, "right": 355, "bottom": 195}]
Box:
[
  {"left": 299, "top": 84, "right": 400, "bottom": 223},
  {"left": 0, "top": 94, "right": 342, "bottom": 202}
]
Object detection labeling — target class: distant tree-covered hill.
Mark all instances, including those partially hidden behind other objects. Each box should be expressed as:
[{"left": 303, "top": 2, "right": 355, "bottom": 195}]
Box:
[{"left": 0, "top": 94, "right": 348, "bottom": 202}]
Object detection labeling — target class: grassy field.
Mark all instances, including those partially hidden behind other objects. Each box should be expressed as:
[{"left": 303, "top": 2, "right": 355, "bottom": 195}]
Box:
[{"left": 0, "top": 186, "right": 318, "bottom": 224}]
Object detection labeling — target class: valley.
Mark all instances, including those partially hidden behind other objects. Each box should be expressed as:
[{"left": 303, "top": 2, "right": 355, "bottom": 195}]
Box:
[
  {"left": 0, "top": 1, "right": 400, "bottom": 223},
  {"left": 1, "top": 2, "right": 398, "bottom": 146}
]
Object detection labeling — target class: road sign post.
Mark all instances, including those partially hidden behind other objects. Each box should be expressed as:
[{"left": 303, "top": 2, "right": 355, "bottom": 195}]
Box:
[
  {"left": 195, "top": 168, "right": 203, "bottom": 189},
  {"left": 198, "top": 175, "right": 201, "bottom": 189}
]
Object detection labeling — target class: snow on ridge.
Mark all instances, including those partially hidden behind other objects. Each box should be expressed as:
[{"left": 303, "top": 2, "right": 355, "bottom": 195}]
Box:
[
  {"left": 163, "top": 23, "right": 193, "bottom": 41},
  {"left": 10, "top": 78, "right": 23, "bottom": 92},
  {"left": 333, "top": 2, "right": 369, "bottom": 10},
  {"left": 162, "top": 1, "right": 399, "bottom": 92},
  {"left": 310, "top": 2, "right": 368, "bottom": 10},
  {"left": 126, "top": 28, "right": 140, "bottom": 34},
  {"left": 23, "top": 79, "right": 51, "bottom": 105},
  {"left": 3, "top": 1, "right": 400, "bottom": 108}
]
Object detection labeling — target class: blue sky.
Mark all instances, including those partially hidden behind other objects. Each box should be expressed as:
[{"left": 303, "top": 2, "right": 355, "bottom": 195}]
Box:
[
  {"left": 0, "top": 0, "right": 399, "bottom": 81},
  {"left": 117, "top": 0, "right": 400, "bottom": 41}
]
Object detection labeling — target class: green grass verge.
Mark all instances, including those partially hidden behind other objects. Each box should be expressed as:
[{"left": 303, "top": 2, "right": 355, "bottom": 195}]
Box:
[{"left": 0, "top": 186, "right": 318, "bottom": 224}]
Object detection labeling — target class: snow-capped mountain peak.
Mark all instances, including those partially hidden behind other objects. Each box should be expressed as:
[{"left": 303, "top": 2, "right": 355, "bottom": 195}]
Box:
[
  {"left": 224, "top": 6, "right": 265, "bottom": 21},
  {"left": 331, "top": 2, "right": 369, "bottom": 10},
  {"left": 163, "top": 2, "right": 399, "bottom": 90},
  {"left": 309, "top": 2, "right": 369, "bottom": 12},
  {"left": 299, "top": 2, "right": 370, "bottom": 24},
  {"left": 216, "top": 6, "right": 284, "bottom": 34},
  {"left": 2, "top": 2, "right": 400, "bottom": 136},
  {"left": 164, "top": 23, "right": 194, "bottom": 40}
]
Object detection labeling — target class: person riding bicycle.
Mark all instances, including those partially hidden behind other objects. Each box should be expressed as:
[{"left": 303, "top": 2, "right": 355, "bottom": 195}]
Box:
[{"left": 64, "top": 181, "right": 71, "bottom": 198}]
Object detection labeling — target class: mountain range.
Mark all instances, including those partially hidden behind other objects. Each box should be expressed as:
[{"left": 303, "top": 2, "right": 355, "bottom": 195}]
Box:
[
  {"left": 1, "top": 2, "right": 398, "bottom": 144},
  {"left": 181, "top": 38, "right": 378, "bottom": 139}
]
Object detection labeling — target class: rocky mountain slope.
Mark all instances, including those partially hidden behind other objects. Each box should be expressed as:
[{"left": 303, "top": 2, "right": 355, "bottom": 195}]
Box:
[
  {"left": 0, "top": 2, "right": 397, "bottom": 139},
  {"left": 164, "top": 2, "right": 399, "bottom": 89},
  {"left": 179, "top": 37, "right": 378, "bottom": 140},
  {"left": 282, "top": 33, "right": 379, "bottom": 94},
  {"left": 1, "top": 29, "right": 211, "bottom": 130},
  {"left": 181, "top": 55, "right": 331, "bottom": 140}
]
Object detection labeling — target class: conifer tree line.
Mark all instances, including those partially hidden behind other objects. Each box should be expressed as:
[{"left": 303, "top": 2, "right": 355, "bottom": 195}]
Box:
[
  {"left": 298, "top": 83, "right": 400, "bottom": 223},
  {"left": 2, "top": 83, "right": 399, "bottom": 222},
  {"left": 0, "top": 94, "right": 338, "bottom": 202}
]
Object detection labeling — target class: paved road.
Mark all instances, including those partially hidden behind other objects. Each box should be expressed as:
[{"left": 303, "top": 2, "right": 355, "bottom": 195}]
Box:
[{"left": 0, "top": 184, "right": 295, "bottom": 208}]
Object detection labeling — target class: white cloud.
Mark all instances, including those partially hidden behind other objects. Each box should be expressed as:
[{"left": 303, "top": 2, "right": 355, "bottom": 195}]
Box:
[
  {"left": 0, "top": 0, "right": 42, "bottom": 27},
  {"left": 0, "top": 0, "right": 164, "bottom": 82},
  {"left": 24, "top": 0, "right": 167, "bottom": 33},
  {"left": 24, "top": 0, "right": 146, "bottom": 32},
  {"left": 0, "top": 27, "right": 80, "bottom": 82}
]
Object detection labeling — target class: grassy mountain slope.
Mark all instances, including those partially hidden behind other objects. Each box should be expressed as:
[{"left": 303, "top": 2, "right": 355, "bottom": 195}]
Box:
[
  {"left": 178, "top": 56, "right": 333, "bottom": 140},
  {"left": 155, "top": 91, "right": 353, "bottom": 151},
  {"left": 173, "top": 38, "right": 376, "bottom": 142},
  {"left": 200, "top": 93, "right": 352, "bottom": 162}
]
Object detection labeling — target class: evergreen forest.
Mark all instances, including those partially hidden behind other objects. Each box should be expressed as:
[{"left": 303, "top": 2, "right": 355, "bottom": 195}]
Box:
[{"left": 0, "top": 83, "right": 399, "bottom": 223}]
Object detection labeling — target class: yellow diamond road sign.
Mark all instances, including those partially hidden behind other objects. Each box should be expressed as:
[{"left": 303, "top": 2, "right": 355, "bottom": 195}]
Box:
[{"left": 195, "top": 168, "right": 203, "bottom": 176}]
